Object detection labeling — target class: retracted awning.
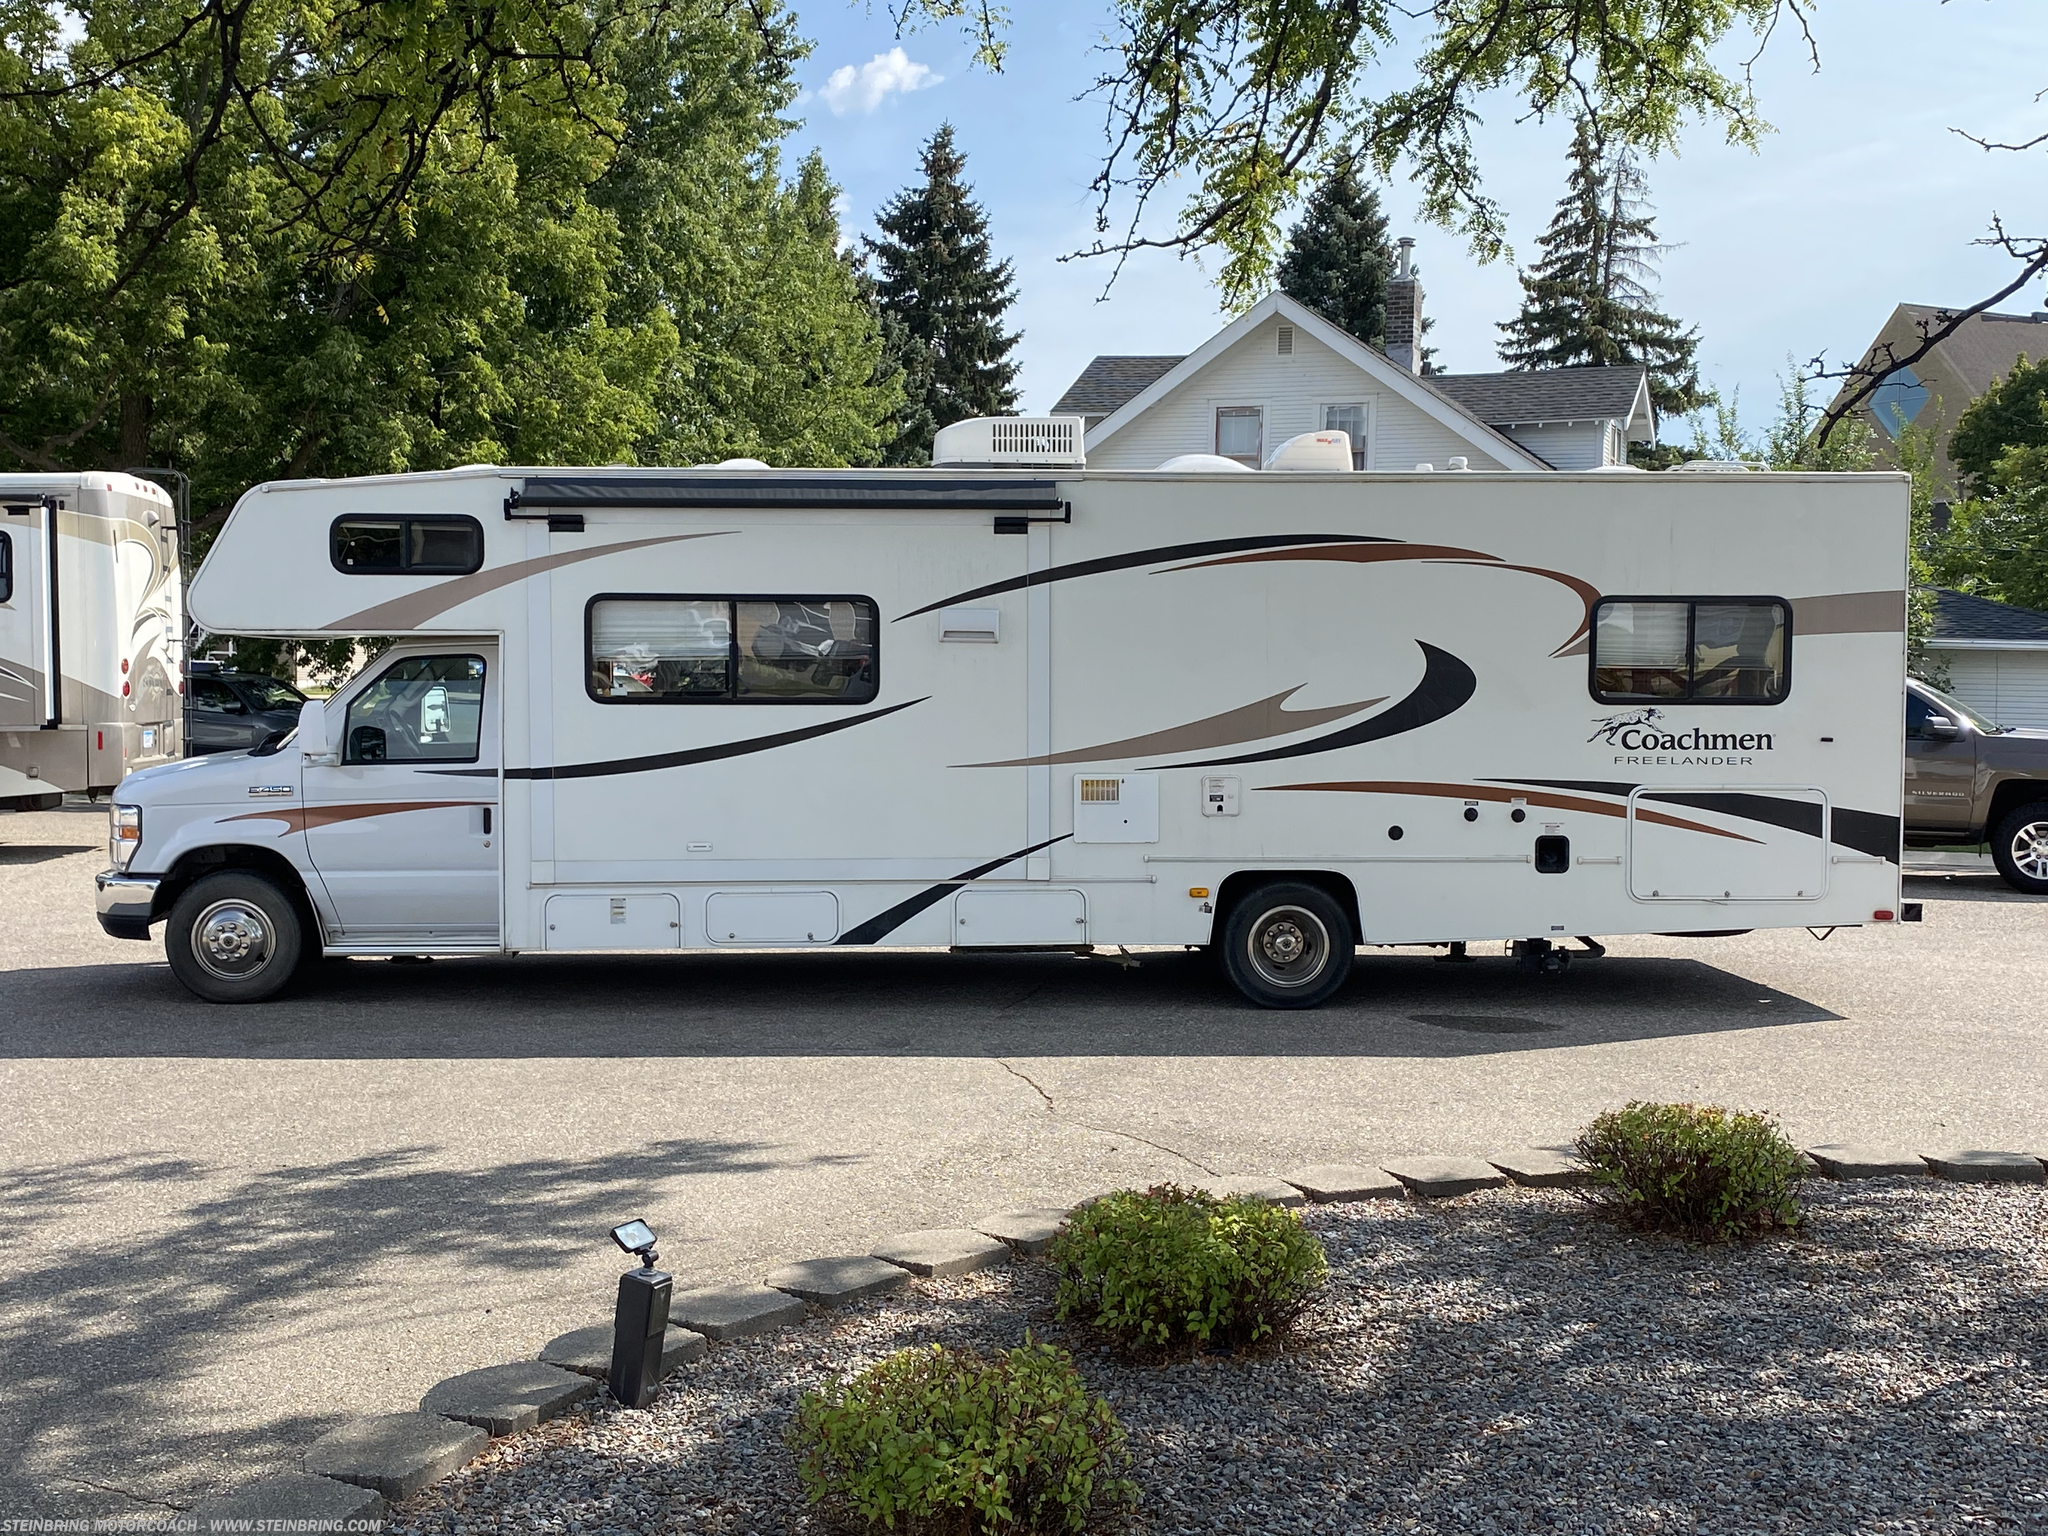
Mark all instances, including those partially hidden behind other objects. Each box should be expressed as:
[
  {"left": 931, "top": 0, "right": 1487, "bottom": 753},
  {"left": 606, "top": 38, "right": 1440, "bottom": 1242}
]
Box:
[{"left": 509, "top": 475, "right": 1065, "bottom": 516}]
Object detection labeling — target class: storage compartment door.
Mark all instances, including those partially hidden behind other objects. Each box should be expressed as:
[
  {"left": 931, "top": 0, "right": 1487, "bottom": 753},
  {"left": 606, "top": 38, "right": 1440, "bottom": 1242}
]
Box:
[
  {"left": 1628, "top": 787, "right": 1828, "bottom": 901},
  {"left": 0, "top": 510, "right": 50, "bottom": 728},
  {"left": 953, "top": 887, "right": 1088, "bottom": 946},
  {"left": 544, "top": 893, "right": 682, "bottom": 949},
  {"left": 704, "top": 890, "right": 840, "bottom": 945}
]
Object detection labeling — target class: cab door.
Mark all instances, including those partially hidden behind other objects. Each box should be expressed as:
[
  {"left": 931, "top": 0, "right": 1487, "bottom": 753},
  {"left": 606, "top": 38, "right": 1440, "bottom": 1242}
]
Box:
[
  {"left": 1905, "top": 688, "right": 1978, "bottom": 838},
  {"left": 301, "top": 649, "right": 500, "bottom": 944}
]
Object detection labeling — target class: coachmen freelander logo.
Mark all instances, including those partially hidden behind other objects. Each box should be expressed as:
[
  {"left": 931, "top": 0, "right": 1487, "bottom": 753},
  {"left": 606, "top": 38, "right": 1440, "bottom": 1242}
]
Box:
[{"left": 1590, "top": 708, "right": 1774, "bottom": 764}]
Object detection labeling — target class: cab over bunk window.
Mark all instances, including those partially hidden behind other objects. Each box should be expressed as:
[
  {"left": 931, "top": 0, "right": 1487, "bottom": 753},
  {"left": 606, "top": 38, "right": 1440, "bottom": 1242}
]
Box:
[
  {"left": 587, "top": 596, "right": 878, "bottom": 705},
  {"left": 1592, "top": 598, "right": 1789, "bottom": 704},
  {"left": 331, "top": 516, "right": 484, "bottom": 575}
]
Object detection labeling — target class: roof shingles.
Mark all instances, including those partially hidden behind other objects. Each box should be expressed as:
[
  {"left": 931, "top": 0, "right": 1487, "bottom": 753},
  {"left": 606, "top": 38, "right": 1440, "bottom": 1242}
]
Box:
[{"left": 1931, "top": 587, "right": 2048, "bottom": 645}]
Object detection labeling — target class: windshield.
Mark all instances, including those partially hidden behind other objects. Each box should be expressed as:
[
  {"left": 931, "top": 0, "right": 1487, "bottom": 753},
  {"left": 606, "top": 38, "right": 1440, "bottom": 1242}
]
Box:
[
  {"left": 1915, "top": 681, "right": 2004, "bottom": 734},
  {"left": 236, "top": 675, "right": 306, "bottom": 712}
]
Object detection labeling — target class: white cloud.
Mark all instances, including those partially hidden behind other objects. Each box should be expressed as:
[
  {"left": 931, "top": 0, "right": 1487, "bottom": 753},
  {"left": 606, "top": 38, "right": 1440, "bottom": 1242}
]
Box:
[{"left": 821, "top": 48, "right": 941, "bottom": 115}]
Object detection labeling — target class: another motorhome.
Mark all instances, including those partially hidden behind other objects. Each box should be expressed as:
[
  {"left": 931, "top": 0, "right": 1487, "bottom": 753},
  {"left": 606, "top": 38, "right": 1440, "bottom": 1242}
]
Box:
[
  {"left": 95, "top": 425, "right": 1912, "bottom": 1006},
  {"left": 2, "top": 473, "right": 183, "bottom": 809}
]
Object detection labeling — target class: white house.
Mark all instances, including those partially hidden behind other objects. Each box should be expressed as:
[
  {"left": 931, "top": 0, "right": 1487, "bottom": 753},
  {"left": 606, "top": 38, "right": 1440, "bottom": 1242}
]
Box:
[
  {"left": 1928, "top": 588, "right": 2048, "bottom": 729},
  {"left": 1055, "top": 267, "right": 1655, "bottom": 473}
]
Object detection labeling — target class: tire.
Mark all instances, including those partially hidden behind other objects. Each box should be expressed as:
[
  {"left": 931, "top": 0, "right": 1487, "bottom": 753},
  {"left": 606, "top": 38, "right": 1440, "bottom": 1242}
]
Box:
[
  {"left": 164, "top": 870, "right": 304, "bottom": 1003},
  {"left": 1218, "top": 880, "right": 1355, "bottom": 1009},
  {"left": 1991, "top": 799, "right": 2048, "bottom": 895}
]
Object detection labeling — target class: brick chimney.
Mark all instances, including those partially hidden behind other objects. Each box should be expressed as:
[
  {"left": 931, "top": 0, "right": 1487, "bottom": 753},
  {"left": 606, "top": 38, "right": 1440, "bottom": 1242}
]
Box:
[{"left": 1384, "top": 236, "right": 1422, "bottom": 373}]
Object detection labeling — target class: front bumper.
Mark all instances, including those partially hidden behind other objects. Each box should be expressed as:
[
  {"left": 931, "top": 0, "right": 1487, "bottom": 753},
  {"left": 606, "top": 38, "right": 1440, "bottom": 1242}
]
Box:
[{"left": 95, "top": 870, "right": 161, "bottom": 940}]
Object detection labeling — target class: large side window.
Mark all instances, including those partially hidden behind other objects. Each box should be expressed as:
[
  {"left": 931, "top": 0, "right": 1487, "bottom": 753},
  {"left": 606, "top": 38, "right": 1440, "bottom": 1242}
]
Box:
[
  {"left": 0, "top": 530, "right": 10, "bottom": 602},
  {"left": 588, "top": 596, "right": 877, "bottom": 705},
  {"left": 331, "top": 516, "right": 483, "bottom": 575},
  {"left": 1592, "top": 597, "right": 1789, "bottom": 704},
  {"left": 344, "top": 655, "right": 486, "bottom": 763}
]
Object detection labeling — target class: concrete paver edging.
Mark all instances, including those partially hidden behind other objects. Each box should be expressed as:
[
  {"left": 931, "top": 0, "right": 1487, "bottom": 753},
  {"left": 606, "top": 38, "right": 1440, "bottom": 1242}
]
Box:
[{"left": 199, "top": 1139, "right": 2042, "bottom": 1522}]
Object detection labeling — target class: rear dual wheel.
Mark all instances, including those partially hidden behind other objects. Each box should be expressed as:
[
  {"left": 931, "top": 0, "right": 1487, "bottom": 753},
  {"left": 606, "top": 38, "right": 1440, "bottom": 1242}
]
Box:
[
  {"left": 165, "top": 870, "right": 305, "bottom": 1003},
  {"left": 1218, "top": 881, "right": 1355, "bottom": 1009}
]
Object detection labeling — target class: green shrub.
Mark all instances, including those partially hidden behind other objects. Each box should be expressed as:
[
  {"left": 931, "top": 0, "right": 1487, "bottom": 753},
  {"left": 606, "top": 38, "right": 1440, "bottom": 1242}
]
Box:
[
  {"left": 1048, "top": 1184, "right": 1328, "bottom": 1354},
  {"left": 788, "top": 1341, "right": 1136, "bottom": 1534},
  {"left": 1574, "top": 1101, "right": 1807, "bottom": 1242}
]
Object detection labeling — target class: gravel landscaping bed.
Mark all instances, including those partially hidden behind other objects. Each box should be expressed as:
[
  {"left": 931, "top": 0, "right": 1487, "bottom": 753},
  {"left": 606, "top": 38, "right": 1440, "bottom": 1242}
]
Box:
[{"left": 390, "top": 1181, "right": 2048, "bottom": 1534}]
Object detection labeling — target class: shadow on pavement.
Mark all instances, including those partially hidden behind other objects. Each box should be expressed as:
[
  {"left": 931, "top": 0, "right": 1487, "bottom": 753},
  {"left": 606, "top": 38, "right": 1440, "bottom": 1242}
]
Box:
[
  {"left": 2, "top": 948, "right": 1840, "bottom": 1060},
  {"left": 0, "top": 1137, "right": 846, "bottom": 1513}
]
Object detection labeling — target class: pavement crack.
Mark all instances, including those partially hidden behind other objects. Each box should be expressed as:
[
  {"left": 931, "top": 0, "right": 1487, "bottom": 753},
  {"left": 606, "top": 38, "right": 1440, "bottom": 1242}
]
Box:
[
  {"left": 54, "top": 1476, "right": 186, "bottom": 1510},
  {"left": 991, "top": 1057, "right": 1218, "bottom": 1176}
]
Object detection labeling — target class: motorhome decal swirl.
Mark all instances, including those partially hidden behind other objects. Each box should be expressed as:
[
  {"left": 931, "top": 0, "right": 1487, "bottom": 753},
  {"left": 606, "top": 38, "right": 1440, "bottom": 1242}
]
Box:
[
  {"left": 1261, "top": 780, "right": 1759, "bottom": 842},
  {"left": 503, "top": 697, "right": 927, "bottom": 781},
  {"left": 952, "top": 685, "right": 1388, "bottom": 769},
  {"left": 836, "top": 835, "right": 1074, "bottom": 946}
]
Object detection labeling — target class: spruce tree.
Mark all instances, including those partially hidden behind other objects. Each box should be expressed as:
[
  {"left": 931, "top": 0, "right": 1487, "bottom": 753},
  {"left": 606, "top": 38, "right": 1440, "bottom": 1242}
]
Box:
[
  {"left": 1276, "top": 170, "right": 1395, "bottom": 347},
  {"left": 1498, "top": 121, "right": 1707, "bottom": 417},
  {"left": 865, "top": 124, "right": 1021, "bottom": 465}
]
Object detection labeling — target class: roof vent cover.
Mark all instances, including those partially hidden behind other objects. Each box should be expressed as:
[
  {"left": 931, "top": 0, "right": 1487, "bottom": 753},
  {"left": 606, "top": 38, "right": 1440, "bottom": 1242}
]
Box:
[{"left": 932, "top": 416, "right": 1086, "bottom": 469}]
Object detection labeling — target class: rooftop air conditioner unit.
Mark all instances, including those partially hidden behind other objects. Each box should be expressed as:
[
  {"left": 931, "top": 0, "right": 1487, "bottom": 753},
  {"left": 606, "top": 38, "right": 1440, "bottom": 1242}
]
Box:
[{"left": 931, "top": 416, "right": 1086, "bottom": 469}]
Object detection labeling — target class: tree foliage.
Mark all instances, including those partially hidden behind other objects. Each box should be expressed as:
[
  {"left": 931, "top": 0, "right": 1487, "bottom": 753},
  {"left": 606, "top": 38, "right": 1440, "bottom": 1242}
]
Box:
[
  {"left": 1498, "top": 120, "right": 1707, "bottom": 417},
  {"left": 864, "top": 123, "right": 1020, "bottom": 466},
  {"left": 1947, "top": 355, "right": 2048, "bottom": 497},
  {"left": 1926, "top": 359, "right": 2048, "bottom": 615},
  {"left": 1275, "top": 169, "right": 1393, "bottom": 348}
]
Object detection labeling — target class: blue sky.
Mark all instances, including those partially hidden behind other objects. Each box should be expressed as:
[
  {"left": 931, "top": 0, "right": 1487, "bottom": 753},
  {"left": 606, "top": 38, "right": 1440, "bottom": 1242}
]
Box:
[{"left": 778, "top": 0, "right": 2047, "bottom": 439}]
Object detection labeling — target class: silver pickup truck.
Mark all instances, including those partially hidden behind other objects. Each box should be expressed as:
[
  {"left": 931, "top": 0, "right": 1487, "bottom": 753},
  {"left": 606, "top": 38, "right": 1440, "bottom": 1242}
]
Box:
[{"left": 1906, "top": 679, "right": 2048, "bottom": 892}]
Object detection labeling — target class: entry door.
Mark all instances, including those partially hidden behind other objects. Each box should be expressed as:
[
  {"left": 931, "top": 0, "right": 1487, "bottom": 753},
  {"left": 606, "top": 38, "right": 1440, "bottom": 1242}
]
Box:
[
  {"left": 302, "top": 650, "right": 500, "bottom": 943},
  {"left": 0, "top": 509, "right": 49, "bottom": 728}
]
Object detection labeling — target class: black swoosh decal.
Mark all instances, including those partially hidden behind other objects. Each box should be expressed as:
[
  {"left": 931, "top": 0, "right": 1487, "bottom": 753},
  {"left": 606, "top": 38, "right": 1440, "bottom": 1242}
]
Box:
[
  {"left": 417, "top": 768, "right": 501, "bottom": 778},
  {"left": 505, "top": 699, "right": 927, "bottom": 781},
  {"left": 895, "top": 534, "right": 1395, "bottom": 621},
  {"left": 1143, "top": 642, "right": 1476, "bottom": 770},
  {"left": 836, "top": 835, "right": 1073, "bottom": 946},
  {"left": 1491, "top": 780, "right": 1901, "bottom": 863}
]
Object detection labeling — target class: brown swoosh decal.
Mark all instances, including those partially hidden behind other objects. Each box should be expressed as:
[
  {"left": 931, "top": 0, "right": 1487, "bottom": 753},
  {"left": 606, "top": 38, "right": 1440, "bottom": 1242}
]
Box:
[
  {"left": 1165, "top": 545, "right": 1598, "bottom": 656},
  {"left": 1259, "top": 780, "right": 1759, "bottom": 843},
  {"left": 222, "top": 801, "right": 490, "bottom": 836},
  {"left": 952, "top": 686, "right": 1386, "bottom": 768},
  {"left": 321, "top": 532, "right": 734, "bottom": 632},
  {"left": 1793, "top": 590, "right": 1905, "bottom": 635}
]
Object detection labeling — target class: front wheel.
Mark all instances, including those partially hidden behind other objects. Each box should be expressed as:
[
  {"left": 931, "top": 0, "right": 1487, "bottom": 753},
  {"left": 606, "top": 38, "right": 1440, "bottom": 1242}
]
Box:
[
  {"left": 1991, "top": 800, "right": 2048, "bottom": 895},
  {"left": 165, "top": 870, "right": 304, "bottom": 1003},
  {"left": 1218, "top": 881, "right": 1355, "bottom": 1009}
]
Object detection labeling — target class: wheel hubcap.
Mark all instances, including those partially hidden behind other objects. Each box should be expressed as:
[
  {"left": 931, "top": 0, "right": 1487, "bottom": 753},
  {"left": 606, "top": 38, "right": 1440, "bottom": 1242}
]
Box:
[
  {"left": 2013, "top": 821, "right": 2048, "bottom": 880},
  {"left": 1248, "top": 905, "right": 1330, "bottom": 989},
  {"left": 193, "top": 899, "right": 274, "bottom": 981}
]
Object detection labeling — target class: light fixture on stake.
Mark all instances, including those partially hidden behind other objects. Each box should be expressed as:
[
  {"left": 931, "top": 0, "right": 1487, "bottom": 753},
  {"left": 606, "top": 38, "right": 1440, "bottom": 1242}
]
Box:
[{"left": 607, "top": 1219, "right": 671, "bottom": 1409}]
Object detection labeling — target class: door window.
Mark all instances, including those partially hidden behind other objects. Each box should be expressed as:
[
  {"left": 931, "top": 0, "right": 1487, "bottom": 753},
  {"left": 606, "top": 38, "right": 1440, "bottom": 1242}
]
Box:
[{"left": 344, "top": 655, "right": 486, "bottom": 763}]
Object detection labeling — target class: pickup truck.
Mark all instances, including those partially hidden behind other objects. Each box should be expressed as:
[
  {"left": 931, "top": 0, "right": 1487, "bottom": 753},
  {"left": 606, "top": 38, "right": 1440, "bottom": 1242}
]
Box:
[{"left": 1906, "top": 679, "right": 2048, "bottom": 893}]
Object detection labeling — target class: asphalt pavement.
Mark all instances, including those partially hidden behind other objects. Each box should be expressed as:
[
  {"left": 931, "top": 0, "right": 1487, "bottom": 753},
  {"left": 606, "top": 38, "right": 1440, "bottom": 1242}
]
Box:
[{"left": 2, "top": 801, "right": 2043, "bottom": 1515}]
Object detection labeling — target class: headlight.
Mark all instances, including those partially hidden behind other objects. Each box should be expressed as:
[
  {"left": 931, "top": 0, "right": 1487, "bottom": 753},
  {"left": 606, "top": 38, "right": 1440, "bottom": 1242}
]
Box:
[{"left": 110, "top": 804, "right": 142, "bottom": 867}]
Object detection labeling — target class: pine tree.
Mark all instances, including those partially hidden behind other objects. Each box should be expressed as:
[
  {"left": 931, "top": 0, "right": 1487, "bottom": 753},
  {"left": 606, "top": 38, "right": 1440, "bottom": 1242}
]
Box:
[
  {"left": 1498, "top": 121, "right": 1707, "bottom": 418},
  {"left": 865, "top": 124, "right": 1022, "bottom": 465},
  {"left": 1276, "top": 170, "right": 1394, "bottom": 347}
]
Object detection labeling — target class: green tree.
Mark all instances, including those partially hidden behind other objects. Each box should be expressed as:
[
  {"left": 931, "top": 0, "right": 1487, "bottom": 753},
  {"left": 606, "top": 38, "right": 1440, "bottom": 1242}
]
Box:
[
  {"left": 1276, "top": 170, "right": 1394, "bottom": 347},
  {"left": 865, "top": 124, "right": 1021, "bottom": 466},
  {"left": 1946, "top": 354, "right": 2048, "bottom": 496},
  {"left": 1498, "top": 121, "right": 1707, "bottom": 417},
  {"left": 1927, "top": 365, "right": 2048, "bottom": 615}
]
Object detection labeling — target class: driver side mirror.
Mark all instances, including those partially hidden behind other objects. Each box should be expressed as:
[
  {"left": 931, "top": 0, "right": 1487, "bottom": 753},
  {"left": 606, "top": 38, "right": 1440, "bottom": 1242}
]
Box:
[
  {"left": 297, "top": 699, "right": 336, "bottom": 763},
  {"left": 1925, "top": 714, "right": 1960, "bottom": 740}
]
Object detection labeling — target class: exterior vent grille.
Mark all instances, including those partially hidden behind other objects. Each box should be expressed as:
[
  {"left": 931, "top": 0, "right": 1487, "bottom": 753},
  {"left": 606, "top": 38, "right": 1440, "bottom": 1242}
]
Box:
[
  {"left": 1277, "top": 325, "right": 1294, "bottom": 356},
  {"left": 1078, "top": 778, "right": 1121, "bottom": 803},
  {"left": 931, "top": 415, "right": 1087, "bottom": 468}
]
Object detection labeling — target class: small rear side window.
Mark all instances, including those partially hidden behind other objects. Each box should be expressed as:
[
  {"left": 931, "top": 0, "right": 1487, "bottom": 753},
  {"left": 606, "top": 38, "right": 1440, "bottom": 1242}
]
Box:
[{"left": 331, "top": 516, "right": 483, "bottom": 575}]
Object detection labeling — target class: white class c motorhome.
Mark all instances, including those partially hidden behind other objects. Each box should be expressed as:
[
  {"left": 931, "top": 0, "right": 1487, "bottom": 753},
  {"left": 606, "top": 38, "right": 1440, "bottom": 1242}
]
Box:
[
  {"left": 2, "top": 473, "right": 183, "bottom": 809},
  {"left": 95, "top": 420, "right": 1913, "bottom": 1007}
]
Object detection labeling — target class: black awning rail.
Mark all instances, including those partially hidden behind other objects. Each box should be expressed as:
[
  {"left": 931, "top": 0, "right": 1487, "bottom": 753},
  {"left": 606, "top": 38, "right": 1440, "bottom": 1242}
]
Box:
[{"left": 506, "top": 474, "right": 1066, "bottom": 519}]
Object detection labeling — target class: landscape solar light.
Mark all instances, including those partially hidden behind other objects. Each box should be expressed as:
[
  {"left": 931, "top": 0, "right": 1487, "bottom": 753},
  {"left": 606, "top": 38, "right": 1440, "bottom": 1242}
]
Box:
[{"left": 607, "top": 1219, "right": 671, "bottom": 1410}]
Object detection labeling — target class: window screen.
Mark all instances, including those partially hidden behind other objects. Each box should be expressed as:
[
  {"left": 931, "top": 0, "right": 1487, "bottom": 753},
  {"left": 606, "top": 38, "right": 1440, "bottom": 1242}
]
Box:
[
  {"left": 1592, "top": 598, "right": 1789, "bottom": 704},
  {"left": 344, "top": 655, "right": 486, "bottom": 762},
  {"left": 588, "top": 597, "right": 877, "bottom": 704},
  {"left": 1322, "top": 404, "right": 1367, "bottom": 469},
  {"left": 331, "top": 516, "right": 483, "bottom": 575},
  {"left": 1216, "top": 407, "right": 1263, "bottom": 466},
  {"left": 0, "top": 530, "right": 10, "bottom": 603}
]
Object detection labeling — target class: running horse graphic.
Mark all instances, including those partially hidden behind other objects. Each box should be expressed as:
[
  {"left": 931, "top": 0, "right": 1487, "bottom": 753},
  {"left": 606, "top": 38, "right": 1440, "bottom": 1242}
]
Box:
[{"left": 1588, "top": 706, "right": 1664, "bottom": 745}]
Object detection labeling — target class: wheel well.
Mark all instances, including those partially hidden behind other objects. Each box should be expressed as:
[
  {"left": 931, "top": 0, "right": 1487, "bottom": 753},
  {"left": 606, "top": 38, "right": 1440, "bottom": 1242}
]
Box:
[
  {"left": 156, "top": 844, "right": 320, "bottom": 936},
  {"left": 1212, "top": 870, "right": 1363, "bottom": 947},
  {"left": 1986, "top": 780, "right": 2048, "bottom": 840}
]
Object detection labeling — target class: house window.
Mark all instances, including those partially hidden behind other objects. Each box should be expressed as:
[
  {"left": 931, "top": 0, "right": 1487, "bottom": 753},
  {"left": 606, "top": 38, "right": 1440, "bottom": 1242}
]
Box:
[
  {"left": 1591, "top": 598, "right": 1790, "bottom": 704},
  {"left": 1869, "top": 367, "right": 1930, "bottom": 438},
  {"left": 587, "top": 596, "right": 878, "bottom": 705},
  {"left": 1215, "top": 407, "right": 1263, "bottom": 466},
  {"left": 1322, "top": 404, "right": 1368, "bottom": 470}
]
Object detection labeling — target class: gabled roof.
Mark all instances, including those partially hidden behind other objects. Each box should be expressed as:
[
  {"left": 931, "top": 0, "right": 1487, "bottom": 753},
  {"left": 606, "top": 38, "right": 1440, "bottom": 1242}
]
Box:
[
  {"left": 1082, "top": 291, "right": 1550, "bottom": 471},
  {"left": 1051, "top": 356, "right": 1184, "bottom": 419},
  {"left": 1426, "top": 366, "right": 1656, "bottom": 443},
  {"left": 1928, "top": 587, "right": 2048, "bottom": 648},
  {"left": 1890, "top": 305, "right": 2048, "bottom": 398}
]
